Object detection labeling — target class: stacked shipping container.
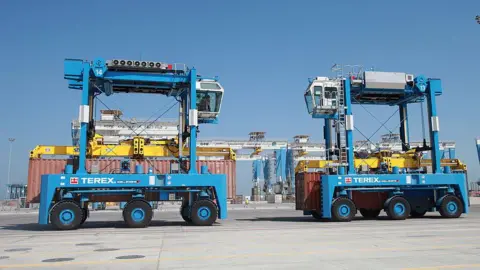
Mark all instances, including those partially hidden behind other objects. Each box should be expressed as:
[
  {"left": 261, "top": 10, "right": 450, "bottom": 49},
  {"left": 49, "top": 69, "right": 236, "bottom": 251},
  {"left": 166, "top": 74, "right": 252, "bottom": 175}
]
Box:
[{"left": 27, "top": 159, "right": 236, "bottom": 203}]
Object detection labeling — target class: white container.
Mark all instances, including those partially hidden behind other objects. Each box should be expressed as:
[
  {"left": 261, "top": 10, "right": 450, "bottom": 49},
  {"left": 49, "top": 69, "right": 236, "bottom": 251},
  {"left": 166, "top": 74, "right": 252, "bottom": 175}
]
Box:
[{"left": 267, "top": 194, "right": 283, "bottom": 204}]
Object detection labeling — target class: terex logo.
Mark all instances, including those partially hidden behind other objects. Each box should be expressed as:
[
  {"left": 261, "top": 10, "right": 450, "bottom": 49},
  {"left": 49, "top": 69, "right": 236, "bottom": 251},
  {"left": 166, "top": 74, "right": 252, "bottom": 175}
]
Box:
[
  {"left": 81, "top": 177, "right": 115, "bottom": 185},
  {"left": 353, "top": 177, "right": 379, "bottom": 183},
  {"left": 345, "top": 177, "right": 352, "bottom": 184},
  {"left": 70, "top": 177, "right": 78, "bottom": 185}
]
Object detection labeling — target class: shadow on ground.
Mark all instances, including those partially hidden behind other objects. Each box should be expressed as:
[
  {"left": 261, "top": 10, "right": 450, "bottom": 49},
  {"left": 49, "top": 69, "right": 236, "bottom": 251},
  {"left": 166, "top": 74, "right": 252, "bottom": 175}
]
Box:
[
  {"left": 236, "top": 215, "right": 451, "bottom": 223},
  {"left": 0, "top": 220, "right": 210, "bottom": 231}
]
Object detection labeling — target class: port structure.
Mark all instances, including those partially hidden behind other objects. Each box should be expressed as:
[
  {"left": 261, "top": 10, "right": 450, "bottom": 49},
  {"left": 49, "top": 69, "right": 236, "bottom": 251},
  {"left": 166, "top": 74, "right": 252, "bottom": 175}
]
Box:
[
  {"left": 299, "top": 65, "right": 469, "bottom": 221},
  {"left": 38, "top": 58, "right": 228, "bottom": 230},
  {"left": 476, "top": 138, "right": 480, "bottom": 165}
]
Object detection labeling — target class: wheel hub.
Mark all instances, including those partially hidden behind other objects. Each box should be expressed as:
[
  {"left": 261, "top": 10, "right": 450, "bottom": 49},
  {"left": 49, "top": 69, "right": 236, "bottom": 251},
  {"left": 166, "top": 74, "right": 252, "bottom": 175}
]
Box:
[
  {"left": 338, "top": 205, "right": 350, "bottom": 216},
  {"left": 394, "top": 203, "right": 405, "bottom": 215},
  {"left": 59, "top": 210, "right": 74, "bottom": 224},
  {"left": 131, "top": 208, "right": 145, "bottom": 222},
  {"left": 197, "top": 206, "right": 211, "bottom": 220},
  {"left": 446, "top": 201, "right": 457, "bottom": 213}
]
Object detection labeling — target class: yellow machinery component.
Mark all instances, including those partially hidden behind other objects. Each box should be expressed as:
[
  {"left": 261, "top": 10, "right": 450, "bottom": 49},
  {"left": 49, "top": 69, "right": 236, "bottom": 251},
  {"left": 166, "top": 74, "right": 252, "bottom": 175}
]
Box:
[
  {"left": 250, "top": 147, "right": 262, "bottom": 157},
  {"left": 295, "top": 150, "right": 467, "bottom": 173},
  {"left": 30, "top": 134, "right": 236, "bottom": 160},
  {"left": 133, "top": 136, "right": 144, "bottom": 158},
  {"left": 30, "top": 145, "right": 79, "bottom": 157}
]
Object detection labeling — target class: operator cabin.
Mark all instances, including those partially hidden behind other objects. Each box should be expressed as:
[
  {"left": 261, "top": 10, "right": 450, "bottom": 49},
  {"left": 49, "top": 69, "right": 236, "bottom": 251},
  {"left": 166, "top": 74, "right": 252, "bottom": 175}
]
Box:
[
  {"left": 304, "top": 76, "right": 340, "bottom": 117},
  {"left": 196, "top": 79, "right": 224, "bottom": 121}
]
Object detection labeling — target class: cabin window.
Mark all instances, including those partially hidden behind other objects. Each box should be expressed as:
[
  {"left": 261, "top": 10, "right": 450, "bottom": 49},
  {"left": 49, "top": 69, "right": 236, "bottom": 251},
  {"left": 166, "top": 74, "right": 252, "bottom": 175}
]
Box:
[
  {"left": 200, "top": 82, "right": 222, "bottom": 90},
  {"left": 197, "top": 91, "right": 222, "bottom": 113}
]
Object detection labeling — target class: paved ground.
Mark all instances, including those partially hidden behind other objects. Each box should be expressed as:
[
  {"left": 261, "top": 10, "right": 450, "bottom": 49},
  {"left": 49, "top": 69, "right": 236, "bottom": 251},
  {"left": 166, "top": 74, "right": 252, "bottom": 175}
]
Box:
[{"left": 0, "top": 205, "right": 479, "bottom": 270}]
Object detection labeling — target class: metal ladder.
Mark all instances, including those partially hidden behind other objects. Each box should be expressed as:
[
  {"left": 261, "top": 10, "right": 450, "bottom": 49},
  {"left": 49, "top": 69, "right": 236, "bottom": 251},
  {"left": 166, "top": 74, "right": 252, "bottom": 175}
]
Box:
[{"left": 336, "top": 79, "right": 348, "bottom": 166}]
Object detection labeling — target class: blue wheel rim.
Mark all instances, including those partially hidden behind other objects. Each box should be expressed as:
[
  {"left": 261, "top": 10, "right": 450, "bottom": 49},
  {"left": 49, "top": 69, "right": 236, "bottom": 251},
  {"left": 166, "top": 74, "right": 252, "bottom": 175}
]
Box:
[
  {"left": 131, "top": 208, "right": 145, "bottom": 222},
  {"left": 338, "top": 204, "right": 351, "bottom": 217},
  {"left": 59, "top": 209, "right": 75, "bottom": 225},
  {"left": 197, "top": 206, "right": 211, "bottom": 221},
  {"left": 393, "top": 202, "right": 405, "bottom": 216},
  {"left": 446, "top": 201, "right": 458, "bottom": 214}
]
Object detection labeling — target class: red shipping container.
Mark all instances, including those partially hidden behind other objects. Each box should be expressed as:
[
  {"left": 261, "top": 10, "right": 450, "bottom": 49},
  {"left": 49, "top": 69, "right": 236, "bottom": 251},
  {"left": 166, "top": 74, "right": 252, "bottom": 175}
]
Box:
[
  {"left": 27, "top": 159, "right": 236, "bottom": 203},
  {"left": 351, "top": 191, "right": 388, "bottom": 210},
  {"left": 295, "top": 172, "right": 322, "bottom": 211}
]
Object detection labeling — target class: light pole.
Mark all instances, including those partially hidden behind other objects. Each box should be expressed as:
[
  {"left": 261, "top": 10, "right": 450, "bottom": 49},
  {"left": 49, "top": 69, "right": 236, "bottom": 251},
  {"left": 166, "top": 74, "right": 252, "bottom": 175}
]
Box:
[{"left": 6, "top": 138, "right": 15, "bottom": 199}]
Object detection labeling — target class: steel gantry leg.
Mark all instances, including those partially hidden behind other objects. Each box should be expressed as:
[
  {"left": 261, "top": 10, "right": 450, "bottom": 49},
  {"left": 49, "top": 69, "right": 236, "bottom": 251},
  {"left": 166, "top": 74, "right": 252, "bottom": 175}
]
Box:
[
  {"left": 426, "top": 80, "right": 441, "bottom": 174},
  {"left": 77, "top": 62, "right": 91, "bottom": 174},
  {"left": 324, "top": 119, "right": 333, "bottom": 155},
  {"left": 344, "top": 78, "right": 355, "bottom": 174},
  {"left": 188, "top": 68, "right": 198, "bottom": 174},
  {"left": 399, "top": 103, "right": 410, "bottom": 151}
]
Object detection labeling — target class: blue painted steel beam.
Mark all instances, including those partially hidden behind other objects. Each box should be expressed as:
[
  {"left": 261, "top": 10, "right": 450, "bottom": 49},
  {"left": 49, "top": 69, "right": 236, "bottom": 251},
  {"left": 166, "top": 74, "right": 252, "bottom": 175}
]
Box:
[
  {"left": 426, "top": 80, "right": 441, "bottom": 173},
  {"left": 350, "top": 99, "right": 424, "bottom": 106},
  {"left": 71, "top": 189, "right": 139, "bottom": 193},
  {"left": 64, "top": 59, "right": 190, "bottom": 94},
  {"left": 188, "top": 69, "right": 198, "bottom": 174},
  {"left": 344, "top": 78, "right": 355, "bottom": 174},
  {"left": 105, "top": 83, "right": 180, "bottom": 90},
  {"left": 102, "top": 71, "right": 189, "bottom": 84},
  {"left": 77, "top": 62, "right": 90, "bottom": 174},
  {"left": 312, "top": 113, "right": 339, "bottom": 119},
  {"left": 324, "top": 119, "right": 332, "bottom": 150},
  {"left": 70, "top": 189, "right": 202, "bottom": 195}
]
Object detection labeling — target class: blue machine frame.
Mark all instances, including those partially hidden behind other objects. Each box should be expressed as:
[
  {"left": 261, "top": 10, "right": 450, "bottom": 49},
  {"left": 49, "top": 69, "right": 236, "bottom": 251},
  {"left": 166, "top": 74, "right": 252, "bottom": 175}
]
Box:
[
  {"left": 38, "top": 58, "right": 228, "bottom": 229},
  {"left": 303, "top": 71, "right": 469, "bottom": 221}
]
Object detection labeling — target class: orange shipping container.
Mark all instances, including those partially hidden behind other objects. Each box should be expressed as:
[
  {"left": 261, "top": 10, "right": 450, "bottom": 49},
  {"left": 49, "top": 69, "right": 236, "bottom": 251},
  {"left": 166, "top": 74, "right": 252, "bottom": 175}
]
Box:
[
  {"left": 27, "top": 159, "right": 236, "bottom": 203},
  {"left": 295, "top": 172, "right": 322, "bottom": 211}
]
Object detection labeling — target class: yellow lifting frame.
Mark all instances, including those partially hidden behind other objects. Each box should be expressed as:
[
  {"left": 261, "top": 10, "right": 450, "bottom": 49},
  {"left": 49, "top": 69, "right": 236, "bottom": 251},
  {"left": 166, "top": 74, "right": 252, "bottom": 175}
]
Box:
[
  {"left": 30, "top": 134, "right": 236, "bottom": 160},
  {"left": 295, "top": 150, "right": 467, "bottom": 173}
]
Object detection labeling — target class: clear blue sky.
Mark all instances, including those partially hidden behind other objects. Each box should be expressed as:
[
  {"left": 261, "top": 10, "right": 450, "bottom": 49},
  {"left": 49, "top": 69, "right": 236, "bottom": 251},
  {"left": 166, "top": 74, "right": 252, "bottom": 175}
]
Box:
[{"left": 1, "top": 0, "right": 479, "bottom": 197}]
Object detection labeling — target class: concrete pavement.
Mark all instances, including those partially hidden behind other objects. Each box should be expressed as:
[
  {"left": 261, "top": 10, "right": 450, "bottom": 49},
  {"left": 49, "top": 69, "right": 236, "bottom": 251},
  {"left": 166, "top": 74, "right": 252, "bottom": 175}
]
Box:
[{"left": 0, "top": 206, "right": 479, "bottom": 269}]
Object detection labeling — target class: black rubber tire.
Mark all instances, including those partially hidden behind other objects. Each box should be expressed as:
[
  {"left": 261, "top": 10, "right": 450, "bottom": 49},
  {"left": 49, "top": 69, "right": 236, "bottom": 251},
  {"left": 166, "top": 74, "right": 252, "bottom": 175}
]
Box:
[
  {"left": 311, "top": 211, "right": 322, "bottom": 220},
  {"left": 50, "top": 200, "right": 84, "bottom": 230},
  {"left": 123, "top": 200, "right": 153, "bottom": 228},
  {"left": 386, "top": 196, "right": 411, "bottom": 220},
  {"left": 180, "top": 204, "right": 192, "bottom": 223},
  {"left": 439, "top": 195, "right": 463, "bottom": 218},
  {"left": 190, "top": 200, "right": 218, "bottom": 226},
  {"left": 331, "top": 197, "right": 356, "bottom": 222},
  {"left": 410, "top": 209, "right": 427, "bottom": 218},
  {"left": 359, "top": 208, "right": 381, "bottom": 219},
  {"left": 80, "top": 208, "right": 89, "bottom": 225}
]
